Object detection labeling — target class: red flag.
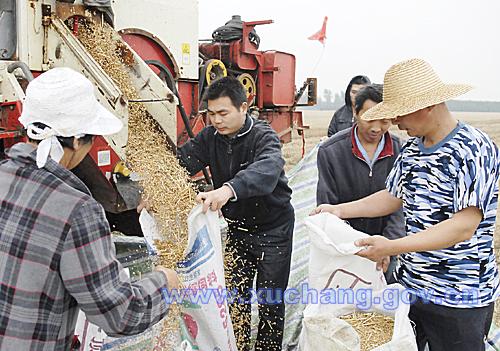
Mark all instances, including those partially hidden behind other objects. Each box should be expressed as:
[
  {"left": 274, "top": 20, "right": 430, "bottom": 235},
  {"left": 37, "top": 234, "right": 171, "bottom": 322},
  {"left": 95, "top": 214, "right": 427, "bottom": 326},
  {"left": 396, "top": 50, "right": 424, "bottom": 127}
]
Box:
[{"left": 308, "top": 16, "right": 328, "bottom": 45}]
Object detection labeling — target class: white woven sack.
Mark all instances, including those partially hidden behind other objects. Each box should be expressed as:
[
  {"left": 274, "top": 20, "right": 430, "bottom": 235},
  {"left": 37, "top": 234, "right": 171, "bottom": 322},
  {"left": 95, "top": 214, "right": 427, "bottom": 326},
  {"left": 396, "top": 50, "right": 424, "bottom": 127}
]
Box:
[{"left": 299, "top": 213, "right": 417, "bottom": 351}]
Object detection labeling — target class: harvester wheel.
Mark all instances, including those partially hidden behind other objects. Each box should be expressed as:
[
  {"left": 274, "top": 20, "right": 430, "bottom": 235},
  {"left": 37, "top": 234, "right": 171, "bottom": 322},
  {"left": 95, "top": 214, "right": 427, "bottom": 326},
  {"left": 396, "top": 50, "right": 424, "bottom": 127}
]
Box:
[
  {"left": 237, "top": 73, "right": 256, "bottom": 105},
  {"left": 205, "top": 59, "right": 227, "bottom": 85}
]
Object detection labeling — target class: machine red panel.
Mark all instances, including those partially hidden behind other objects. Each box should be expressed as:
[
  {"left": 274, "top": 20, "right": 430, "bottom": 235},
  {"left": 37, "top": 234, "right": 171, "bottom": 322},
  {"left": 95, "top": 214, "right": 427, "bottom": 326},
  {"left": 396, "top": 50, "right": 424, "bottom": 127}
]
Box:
[
  {"left": 177, "top": 80, "right": 198, "bottom": 118},
  {"left": 121, "top": 33, "right": 175, "bottom": 77},
  {"left": 0, "top": 101, "right": 25, "bottom": 148},
  {"left": 230, "top": 41, "right": 258, "bottom": 70},
  {"left": 176, "top": 79, "right": 201, "bottom": 146},
  {"left": 262, "top": 51, "right": 296, "bottom": 107},
  {"left": 199, "top": 42, "right": 258, "bottom": 71}
]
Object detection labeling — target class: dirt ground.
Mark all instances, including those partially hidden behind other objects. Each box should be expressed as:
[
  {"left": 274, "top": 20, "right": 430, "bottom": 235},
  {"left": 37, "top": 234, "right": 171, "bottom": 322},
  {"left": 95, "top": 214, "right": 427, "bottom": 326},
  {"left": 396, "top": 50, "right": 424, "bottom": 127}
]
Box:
[{"left": 283, "top": 110, "right": 500, "bottom": 326}]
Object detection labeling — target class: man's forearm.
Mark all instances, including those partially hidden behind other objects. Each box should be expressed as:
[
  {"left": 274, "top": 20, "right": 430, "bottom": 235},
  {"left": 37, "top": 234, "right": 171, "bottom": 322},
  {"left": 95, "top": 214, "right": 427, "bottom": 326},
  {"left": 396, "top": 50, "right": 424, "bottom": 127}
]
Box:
[
  {"left": 355, "top": 207, "right": 483, "bottom": 263},
  {"left": 389, "top": 207, "right": 482, "bottom": 255},
  {"left": 339, "top": 190, "right": 402, "bottom": 218}
]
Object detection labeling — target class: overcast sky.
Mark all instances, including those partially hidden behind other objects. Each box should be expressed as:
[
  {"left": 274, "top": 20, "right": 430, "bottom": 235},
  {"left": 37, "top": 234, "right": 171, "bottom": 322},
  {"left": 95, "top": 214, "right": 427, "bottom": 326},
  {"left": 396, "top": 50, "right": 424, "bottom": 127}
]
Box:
[{"left": 199, "top": 0, "right": 500, "bottom": 102}]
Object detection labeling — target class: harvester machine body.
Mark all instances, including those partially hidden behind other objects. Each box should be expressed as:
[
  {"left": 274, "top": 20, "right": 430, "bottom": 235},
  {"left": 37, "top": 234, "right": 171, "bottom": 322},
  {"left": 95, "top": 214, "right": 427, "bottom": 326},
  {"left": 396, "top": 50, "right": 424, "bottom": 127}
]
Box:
[
  {"left": 0, "top": 0, "right": 178, "bottom": 173},
  {"left": 0, "top": 0, "right": 316, "bottom": 223}
]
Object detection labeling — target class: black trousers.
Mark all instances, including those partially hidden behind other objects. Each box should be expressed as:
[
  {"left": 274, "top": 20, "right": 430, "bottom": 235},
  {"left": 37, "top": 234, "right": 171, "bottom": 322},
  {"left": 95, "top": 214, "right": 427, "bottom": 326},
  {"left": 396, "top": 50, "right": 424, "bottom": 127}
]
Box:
[
  {"left": 385, "top": 256, "right": 398, "bottom": 284},
  {"left": 409, "top": 297, "right": 494, "bottom": 351},
  {"left": 226, "top": 217, "right": 294, "bottom": 351}
]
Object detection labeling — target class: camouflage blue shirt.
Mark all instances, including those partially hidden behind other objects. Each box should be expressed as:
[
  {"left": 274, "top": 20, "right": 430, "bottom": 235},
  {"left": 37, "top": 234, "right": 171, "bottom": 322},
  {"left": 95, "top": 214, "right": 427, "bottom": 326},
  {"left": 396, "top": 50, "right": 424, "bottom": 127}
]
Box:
[{"left": 386, "top": 122, "right": 499, "bottom": 308}]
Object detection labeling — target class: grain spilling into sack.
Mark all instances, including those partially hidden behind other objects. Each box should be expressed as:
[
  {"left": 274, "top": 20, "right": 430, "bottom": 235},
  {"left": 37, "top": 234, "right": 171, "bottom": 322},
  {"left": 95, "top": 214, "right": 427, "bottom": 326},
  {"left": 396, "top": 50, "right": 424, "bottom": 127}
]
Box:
[
  {"left": 224, "top": 239, "right": 250, "bottom": 349},
  {"left": 340, "top": 312, "right": 394, "bottom": 351},
  {"left": 77, "top": 19, "right": 196, "bottom": 346},
  {"left": 77, "top": 20, "right": 195, "bottom": 251}
]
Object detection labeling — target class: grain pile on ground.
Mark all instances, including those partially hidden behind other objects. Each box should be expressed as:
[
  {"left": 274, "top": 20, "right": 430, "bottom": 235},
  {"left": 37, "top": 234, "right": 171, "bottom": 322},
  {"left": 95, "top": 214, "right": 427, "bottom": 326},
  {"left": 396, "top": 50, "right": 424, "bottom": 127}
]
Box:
[
  {"left": 339, "top": 312, "right": 394, "bottom": 351},
  {"left": 77, "top": 19, "right": 196, "bottom": 346}
]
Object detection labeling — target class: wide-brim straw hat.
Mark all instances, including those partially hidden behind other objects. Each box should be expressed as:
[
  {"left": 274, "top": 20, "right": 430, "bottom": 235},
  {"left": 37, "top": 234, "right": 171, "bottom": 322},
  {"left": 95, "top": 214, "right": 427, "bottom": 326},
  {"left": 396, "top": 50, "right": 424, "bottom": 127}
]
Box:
[
  {"left": 361, "top": 58, "right": 473, "bottom": 121},
  {"left": 19, "top": 67, "right": 123, "bottom": 136}
]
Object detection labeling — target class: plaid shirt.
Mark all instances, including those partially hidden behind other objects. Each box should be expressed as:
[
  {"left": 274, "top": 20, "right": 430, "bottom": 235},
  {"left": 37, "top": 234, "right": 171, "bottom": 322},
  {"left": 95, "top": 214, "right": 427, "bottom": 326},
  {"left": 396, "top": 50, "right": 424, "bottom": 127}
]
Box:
[{"left": 0, "top": 143, "right": 169, "bottom": 350}]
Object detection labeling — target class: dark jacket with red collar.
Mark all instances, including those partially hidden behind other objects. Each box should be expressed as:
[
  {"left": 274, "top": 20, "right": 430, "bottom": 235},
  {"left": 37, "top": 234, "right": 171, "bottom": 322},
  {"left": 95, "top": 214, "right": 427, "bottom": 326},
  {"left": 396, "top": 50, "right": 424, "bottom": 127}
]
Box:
[
  {"left": 316, "top": 126, "right": 405, "bottom": 239},
  {"left": 178, "top": 115, "right": 293, "bottom": 232}
]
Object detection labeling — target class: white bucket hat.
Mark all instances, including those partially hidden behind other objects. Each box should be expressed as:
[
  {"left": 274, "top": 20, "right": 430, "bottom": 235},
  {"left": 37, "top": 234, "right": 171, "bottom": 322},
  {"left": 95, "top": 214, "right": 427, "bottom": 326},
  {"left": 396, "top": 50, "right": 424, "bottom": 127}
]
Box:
[
  {"left": 19, "top": 67, "right": 123, "bottom": 168},
  {"left": 361, "top": 58, "right": 473, "bottom": 121}
]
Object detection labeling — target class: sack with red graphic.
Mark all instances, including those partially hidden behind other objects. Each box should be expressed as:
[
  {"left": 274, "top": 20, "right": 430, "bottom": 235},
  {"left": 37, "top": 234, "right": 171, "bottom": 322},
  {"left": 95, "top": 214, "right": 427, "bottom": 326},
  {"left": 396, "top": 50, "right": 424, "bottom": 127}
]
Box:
[
  {"left": 299, "top": 213, "right": 417, "bottom": 351},
  {"left": 176, "top": 205, "right": 237, "bottom": 351}
]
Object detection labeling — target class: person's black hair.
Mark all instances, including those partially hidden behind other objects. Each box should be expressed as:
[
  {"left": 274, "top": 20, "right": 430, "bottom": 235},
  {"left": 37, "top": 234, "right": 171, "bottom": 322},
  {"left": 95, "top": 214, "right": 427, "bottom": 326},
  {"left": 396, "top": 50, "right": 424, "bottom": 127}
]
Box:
[
  {"left": 27, "top": 122, "right": 94, "bottom": 149},
  {"left": 206, "top": 76, "right": 247, "bottom": 109},
  {"left": 345, "top": 75, "right": 371, "bottom": 108},
  {"left": 354, "top": 84, "right": 383, "bottom": 115}
]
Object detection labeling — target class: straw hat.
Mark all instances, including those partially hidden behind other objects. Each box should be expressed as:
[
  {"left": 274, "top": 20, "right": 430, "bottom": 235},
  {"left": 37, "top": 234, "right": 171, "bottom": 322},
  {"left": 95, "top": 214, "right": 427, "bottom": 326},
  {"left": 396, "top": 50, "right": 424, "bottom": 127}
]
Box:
[{"left": 361, "top": 58, "right": 473, "bottom": 121}]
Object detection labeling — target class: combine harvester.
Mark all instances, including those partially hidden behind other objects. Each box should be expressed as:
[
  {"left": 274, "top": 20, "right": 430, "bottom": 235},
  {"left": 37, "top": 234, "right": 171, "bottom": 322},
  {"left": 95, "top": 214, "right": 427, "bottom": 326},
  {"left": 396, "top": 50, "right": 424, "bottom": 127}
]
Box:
[{"left": 0, "top": 0, "right": 316, "bottom": 224}]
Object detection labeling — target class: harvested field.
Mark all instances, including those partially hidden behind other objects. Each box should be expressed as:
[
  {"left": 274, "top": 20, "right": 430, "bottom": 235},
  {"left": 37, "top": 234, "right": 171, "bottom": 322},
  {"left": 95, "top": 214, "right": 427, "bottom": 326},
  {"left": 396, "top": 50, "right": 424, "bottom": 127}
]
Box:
[
  {"left": 283, "top": 110, "right": 500, "bottom": 326},
  {"left": 283, "top": 110, "right": 500, "bottom": 168}
]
